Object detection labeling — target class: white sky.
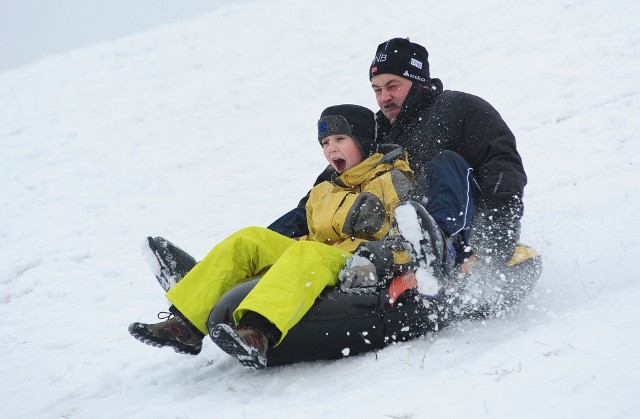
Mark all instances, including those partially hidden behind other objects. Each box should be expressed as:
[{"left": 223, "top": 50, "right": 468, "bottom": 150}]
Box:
[{"left": 0, "top": 0, "right": 239, "bottom": 72}]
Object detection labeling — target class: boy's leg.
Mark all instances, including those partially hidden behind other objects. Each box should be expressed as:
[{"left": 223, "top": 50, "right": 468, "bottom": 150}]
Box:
[
  {"left": 166, "top": 226, "right": 295, "bottom": 334},
  {"left": 233, "top": 241, "right": 351, "bottom": 344}
]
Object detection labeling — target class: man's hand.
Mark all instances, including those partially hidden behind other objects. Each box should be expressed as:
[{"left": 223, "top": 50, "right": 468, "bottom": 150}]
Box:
[
  {"left": 338, "top": 254, "right": 379, "bottom": 290},
  {"left": 477, "top": 210, "right": 520, "bottom": 264}
]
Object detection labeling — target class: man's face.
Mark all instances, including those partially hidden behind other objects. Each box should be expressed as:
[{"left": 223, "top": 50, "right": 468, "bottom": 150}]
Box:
[{"left": 371, "top": 74, "right": 413, "bottom": 123}]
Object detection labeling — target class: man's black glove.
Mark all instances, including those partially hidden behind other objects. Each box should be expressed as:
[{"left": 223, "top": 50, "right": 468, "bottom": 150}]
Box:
[
  {"left": 476, "top": 197, "right": 522, "bottom": 264},
  {"left": 338, "top": 236, "right": 414, "bottom": 293},
  {"left": 338, "top": 253, "right": 379, "bottom": 291},
  {"left": 487, "top": 212, "right": 520, "bottom": 263}
]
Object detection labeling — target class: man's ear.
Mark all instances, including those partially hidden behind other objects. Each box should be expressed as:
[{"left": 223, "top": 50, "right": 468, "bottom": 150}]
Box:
[{"left": 421, "top": 83, "right": 435, "bottom": 92}]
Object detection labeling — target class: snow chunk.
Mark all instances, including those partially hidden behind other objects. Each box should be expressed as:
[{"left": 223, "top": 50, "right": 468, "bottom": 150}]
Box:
[
  {"left": 394, "top": 203, "right": 441, "bottom": 296},
  {"left": 140, "top": 238, "right": 161, "bottom": 277}
]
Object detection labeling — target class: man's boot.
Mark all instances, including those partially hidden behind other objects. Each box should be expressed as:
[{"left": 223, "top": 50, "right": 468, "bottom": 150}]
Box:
[{"left": 394, "top": 201, "right": 454, "bottom": 292}]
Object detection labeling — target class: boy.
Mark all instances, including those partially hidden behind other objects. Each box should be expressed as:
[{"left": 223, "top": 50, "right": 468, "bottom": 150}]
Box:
[{"left": 129, "top": 104, "right": 413, "bottom": 369}]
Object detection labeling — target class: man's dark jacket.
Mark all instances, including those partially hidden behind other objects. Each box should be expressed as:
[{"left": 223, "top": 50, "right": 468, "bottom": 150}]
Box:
[
  {"left": 269, "top": 80, "right": 527, "bottom": 246},
  {"left": 377, "top": 80, "right": 526, "bottom": 216}
]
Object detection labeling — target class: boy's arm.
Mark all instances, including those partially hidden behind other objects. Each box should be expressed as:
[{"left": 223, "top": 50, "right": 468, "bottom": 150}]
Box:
[
  {"left": 338, "top": 168, "right": 414, "bottom": 289},
  {"left": 267, "top": 166, "right": 334, "bottom": 238},
  {"left": 340, "top": 168, "right": 413, "bottom": 240}
]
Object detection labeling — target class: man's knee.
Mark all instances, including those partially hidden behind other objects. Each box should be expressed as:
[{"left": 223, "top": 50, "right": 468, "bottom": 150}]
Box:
[{"left": 428, "top": 151, "right": 471, "bottom": 176}]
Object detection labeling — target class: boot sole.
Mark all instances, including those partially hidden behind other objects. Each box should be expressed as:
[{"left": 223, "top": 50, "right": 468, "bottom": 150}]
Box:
[
  {"left": 394, "top": 203, "right": 441, "bottom": 297},
  {"left": 128, "top": 322, "right": 202, "bottom": 355},
  {"left": 210, "top": 324, "right": 267, "bottom": 370},
  {"left": 145, "top": 237, "right": 177, "bottom": 292}
]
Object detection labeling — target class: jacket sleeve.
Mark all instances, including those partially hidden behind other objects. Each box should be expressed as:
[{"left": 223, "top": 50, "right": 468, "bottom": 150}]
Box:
[
  {"left": 456, "top": 94, "right": 527, "bottom": 217},
  {"left": 456, "top": 94, "right": 526, "bottom": 261},
  {"left": 267, "top": 207, "right": 308, "bottom": 238},
  {"left": 340, "top": 168, "right": 413, "bottom": 240}
]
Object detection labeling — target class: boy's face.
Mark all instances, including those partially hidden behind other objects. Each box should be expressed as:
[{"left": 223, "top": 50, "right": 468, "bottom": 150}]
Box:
[{"left": 321, "top": 135, "right": 363, "bottom": 173}]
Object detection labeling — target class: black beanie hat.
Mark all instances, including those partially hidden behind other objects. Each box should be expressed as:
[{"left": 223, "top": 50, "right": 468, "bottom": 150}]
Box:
[
  {"left": 369, "top": 37, "right": 430, "bottom": 85},
  {"left": 317, "top": 104, "right": 376, "bottom": 158}
]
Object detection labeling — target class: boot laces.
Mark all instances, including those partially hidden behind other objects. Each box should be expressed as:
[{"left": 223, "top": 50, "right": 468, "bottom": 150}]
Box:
[
  {"left": 152, "top": 311, "right": 192, "bottom": 341},
  {"left": 157, "top": 311, "right": 175, "bottom": 321}
]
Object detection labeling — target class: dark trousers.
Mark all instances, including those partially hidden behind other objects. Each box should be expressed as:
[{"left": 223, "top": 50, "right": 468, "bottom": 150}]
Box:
[{"left": 423, "top": 151, "right": 482, "bottom": 244}]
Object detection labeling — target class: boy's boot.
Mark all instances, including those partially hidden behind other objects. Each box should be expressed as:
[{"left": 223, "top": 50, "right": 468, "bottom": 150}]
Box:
[
  {"left": 210, "top": 324, "right": 268, "bottom": 370},
  {"left": 129, "top": 313, "right": 204, "bottom": 355},
  {"left": 143, "top": 236, "right": 198, "bottom": 292}
]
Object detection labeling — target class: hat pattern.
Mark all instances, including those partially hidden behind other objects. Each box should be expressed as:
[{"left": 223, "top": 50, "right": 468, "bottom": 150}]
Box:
[
  {"left": 369, "top": 37, "right": 430, "bottom": 85},
  {"left": 317, "top": 104, "right": 377, "bottom": 158}
]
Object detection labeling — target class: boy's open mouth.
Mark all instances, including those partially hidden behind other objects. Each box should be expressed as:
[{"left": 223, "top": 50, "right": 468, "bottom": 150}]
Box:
[{"left": 332, "top": 158, "right": 346, "bottom": 173}]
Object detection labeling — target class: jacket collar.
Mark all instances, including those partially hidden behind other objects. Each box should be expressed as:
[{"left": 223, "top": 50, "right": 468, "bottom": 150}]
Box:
[
  {"left": 331, "top": 144, "right": 410, "bottom": 188},
  {"left": 376, "top": 78, "right": 444, "bottom": 134},
  {"left": 331, "top": 153, "right": 383, "bottom": 187}
]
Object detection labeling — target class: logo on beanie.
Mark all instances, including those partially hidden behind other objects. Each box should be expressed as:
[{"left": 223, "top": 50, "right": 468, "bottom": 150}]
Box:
[
  {"left": 403, "top": 70, "right": 426, "bottom": 83},
  {"left": 410, "top": 58, "right": 423, "bottom": 69},
  {"left": 371, "top": 66, "right": 378, "bottom": 74},
  {"left": 372, "top": 53, "right": 387, "bottom": 63},
  {"left": 318, "top": 120, "right": 327, "bottom": 137}
]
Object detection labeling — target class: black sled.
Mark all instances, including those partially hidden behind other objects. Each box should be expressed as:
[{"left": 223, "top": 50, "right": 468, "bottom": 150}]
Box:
[{"left": 144, "top": 216, "right": 542, "bottom": 366}]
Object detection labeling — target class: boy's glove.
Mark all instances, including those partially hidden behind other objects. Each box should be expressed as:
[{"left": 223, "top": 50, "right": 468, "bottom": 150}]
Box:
[
  {"left": 338, "top": 254, "right": 379, "bottom": 290},
  {"left": 342, "top": 192, "right": 385, "bottom": 238}
]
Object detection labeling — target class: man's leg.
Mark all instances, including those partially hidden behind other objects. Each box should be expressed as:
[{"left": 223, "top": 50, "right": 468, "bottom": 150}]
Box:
[{"left": 424, "top": 150, "right": 482, "bottom": 261}]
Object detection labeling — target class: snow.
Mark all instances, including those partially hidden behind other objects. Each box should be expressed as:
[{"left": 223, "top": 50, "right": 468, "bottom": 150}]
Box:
[
  {"left": 394, "top": 203, "right": 440, "bottom": 296},
  {"left": 1, "top": 0, "right": 639, "bottom": 417}
]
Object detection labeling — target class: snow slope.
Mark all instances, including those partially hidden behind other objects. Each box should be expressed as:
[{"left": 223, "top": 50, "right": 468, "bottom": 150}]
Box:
[{"left": 1, "top": 0, "right": 639, "bottom": 417}]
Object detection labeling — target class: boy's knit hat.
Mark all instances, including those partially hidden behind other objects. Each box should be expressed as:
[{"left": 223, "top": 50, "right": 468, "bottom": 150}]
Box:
[
  {"left": 317, "top": 104, "right": 376, "bottom": 158},
  {"left": 369, "top": 37, "right": 430, "bottom": 85}
]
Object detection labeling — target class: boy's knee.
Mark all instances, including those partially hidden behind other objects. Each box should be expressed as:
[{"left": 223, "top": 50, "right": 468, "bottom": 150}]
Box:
[
  {"left": 224, "top": 226, "right": 277, "bottom": 248},
  {"left": 233, "top": 226, "right": 269, "bottom": 238}
]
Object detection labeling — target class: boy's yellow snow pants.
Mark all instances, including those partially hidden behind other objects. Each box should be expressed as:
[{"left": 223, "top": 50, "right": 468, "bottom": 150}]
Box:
[{"left": 166, "top": 226, "right": 351, "bottom": 344}]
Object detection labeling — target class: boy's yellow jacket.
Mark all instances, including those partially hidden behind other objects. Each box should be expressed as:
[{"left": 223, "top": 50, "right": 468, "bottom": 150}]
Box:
[{"left": 301, "top": 145, "right": 413, "bottom": 252}]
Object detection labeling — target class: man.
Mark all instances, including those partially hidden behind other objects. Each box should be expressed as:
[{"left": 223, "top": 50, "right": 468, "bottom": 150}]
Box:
[{"left": 271, "top": 37, "right": 527, "bottom": 268}]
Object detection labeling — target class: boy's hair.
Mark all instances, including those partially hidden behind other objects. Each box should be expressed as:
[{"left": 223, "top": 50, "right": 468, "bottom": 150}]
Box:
[{"left": 317, "top": 104, "right": 376, "bottom": 157}]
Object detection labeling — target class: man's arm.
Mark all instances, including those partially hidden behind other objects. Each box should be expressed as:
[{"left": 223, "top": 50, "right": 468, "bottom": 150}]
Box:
[{"left": 457, "top": 94, "right": 527, "bottom": 262}]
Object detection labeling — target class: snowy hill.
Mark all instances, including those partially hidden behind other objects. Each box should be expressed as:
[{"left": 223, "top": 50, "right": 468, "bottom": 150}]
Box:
[{"left": 1, "top": 0, "right": 639, "bottom": 417}]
